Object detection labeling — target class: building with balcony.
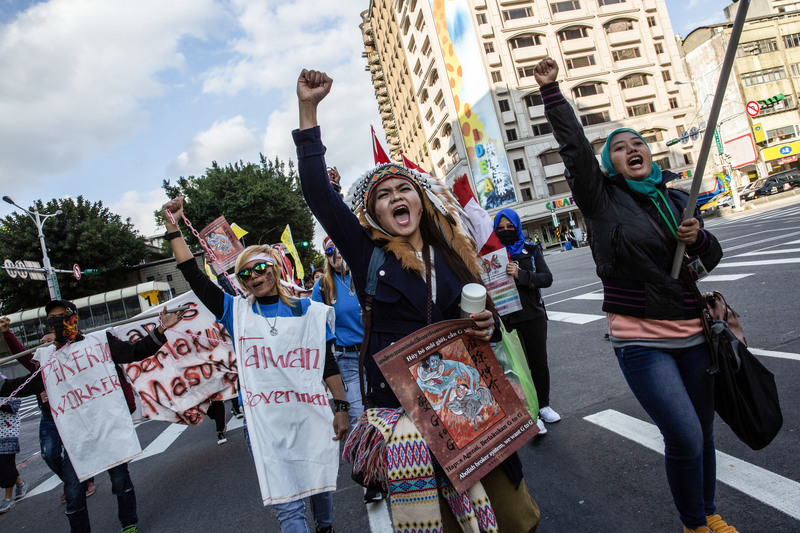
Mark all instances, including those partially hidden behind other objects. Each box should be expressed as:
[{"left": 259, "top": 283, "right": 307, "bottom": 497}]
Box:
[
  {"left": 360, "top": 5, "right": 433, "bottom": 168},
  {"left": 362, "top": 0, "right": 697, "bottom": 246},
  {"left": 681, "top": 1, "right": 800, "bottom": 181}
]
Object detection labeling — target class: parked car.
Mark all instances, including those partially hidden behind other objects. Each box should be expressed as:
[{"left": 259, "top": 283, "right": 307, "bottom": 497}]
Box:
[
  {"left": 742, "top": 170, "right": 800, "bottom": 201},
  {"left": 700, "top": 191, "right": 733, "bottom": 212}
]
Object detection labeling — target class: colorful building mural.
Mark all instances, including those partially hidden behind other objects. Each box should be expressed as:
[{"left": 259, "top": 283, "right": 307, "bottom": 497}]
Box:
[{"left": 430, "top": 0, "right": 516, "bottom": 210}]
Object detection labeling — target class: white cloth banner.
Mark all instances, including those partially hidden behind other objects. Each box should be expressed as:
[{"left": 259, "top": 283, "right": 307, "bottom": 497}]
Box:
[
  {"left": 117, "top": 292, "right": 237, "bottom": 425},
  {"left": 35, "top": 331, "right": 142, "bottom": 481},
  {"left": 233, "top": 298, "right": 338, "bottom": 505}
]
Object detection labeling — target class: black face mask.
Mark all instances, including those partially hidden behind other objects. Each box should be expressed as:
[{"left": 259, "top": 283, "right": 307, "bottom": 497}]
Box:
[{"left": 497, "top": 229, "right": 518, "bottom": 245}]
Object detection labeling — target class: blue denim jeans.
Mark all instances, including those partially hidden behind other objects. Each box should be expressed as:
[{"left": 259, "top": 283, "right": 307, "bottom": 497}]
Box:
[
  {"left": 273, "top": 492, "right": 334, "bottom": 533},
  {"left": 63, "top": 454, "right": 137, "bottom": 533},
  {"left": 615, "top": 343, "right": 716, "bottom": 529},
  {"left": 39, "top": 414, "right": 65, "bottom": 481},
  {"left": 334, "top": 348, "right": 364, "bottom": 426},
  {"left": 243, "top": 417, "right": 335, "bottom": 532}
]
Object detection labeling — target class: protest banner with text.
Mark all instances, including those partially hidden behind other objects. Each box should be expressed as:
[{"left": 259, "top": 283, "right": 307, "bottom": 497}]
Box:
[
  {"left": 479, "top": 249, "right": 522, "bottom": 316},
  {"left": 118, "top": 292, "right": 238, "bottom": 425},
  {"left": 35, "top": 331, "right": 142, "bottom": 481},
  {"left": 234, "top": 299, "right": 338, "bottom": 505},
  {"left": 374, "top": 319, "right": 536, "bottom": 493}
]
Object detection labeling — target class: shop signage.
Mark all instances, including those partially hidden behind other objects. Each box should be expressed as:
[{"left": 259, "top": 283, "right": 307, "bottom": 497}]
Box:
[
  {"left": 762, "top": 141, "right": 800, "bottom": 161},
  {"left": 545, "top": 196, "right": 574, "bottom": 210}
]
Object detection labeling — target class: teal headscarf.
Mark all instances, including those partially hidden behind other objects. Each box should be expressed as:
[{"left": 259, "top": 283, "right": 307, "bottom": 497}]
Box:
[{"left": 600, "top": 128, "right": 663, "bottom": 199}]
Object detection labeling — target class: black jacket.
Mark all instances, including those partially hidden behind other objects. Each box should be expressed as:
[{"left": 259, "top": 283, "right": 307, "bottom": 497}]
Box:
[
  {"left": 503, "top": 243, "right": 552, "bottom": 326},
  {"left": 543, "top": 83, "right": 722, "bottom": 320}
]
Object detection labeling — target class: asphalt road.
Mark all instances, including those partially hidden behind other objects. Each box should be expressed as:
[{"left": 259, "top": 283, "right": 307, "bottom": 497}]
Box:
[{"left": 3, "top": 200, "right": 800, "bottom": 532}]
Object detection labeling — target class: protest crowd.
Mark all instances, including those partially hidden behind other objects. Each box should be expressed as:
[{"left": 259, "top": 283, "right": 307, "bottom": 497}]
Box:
[{"left": 0, "top": 57, "right": 748, "bottom": 533}]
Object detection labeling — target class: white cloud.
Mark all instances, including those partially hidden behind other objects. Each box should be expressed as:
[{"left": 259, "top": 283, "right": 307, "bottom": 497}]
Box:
[
  {"left": 202, "top": 0, "right": 385, "bottom": 245},
  {"left": 108, "top": 188, "right": 169, "bottom": 237},
  {"left": 204, "top": 1, "right": 382, "bottom": 184},
  {"left": 0, "top": 0, "right": 222, "bottom": 189},
  {"left": 170, "top": 115, "right": 261, "bottom": 176}
]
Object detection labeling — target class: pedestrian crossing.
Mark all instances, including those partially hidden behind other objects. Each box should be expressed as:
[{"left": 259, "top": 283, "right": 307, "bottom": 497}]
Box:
[
  {"left": 18, "top": 396, "right": 40, "bottom": 421},
  {"left": 585, "top": 409, "right": 800, "bottom": 521},
  {"left": 705, "top": 204, "right": 800, "bottom": 228}
]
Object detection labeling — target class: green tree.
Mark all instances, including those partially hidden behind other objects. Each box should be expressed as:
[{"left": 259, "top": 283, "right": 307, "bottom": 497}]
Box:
[
  {"left": 0, "top": 197, "right": 150, "bottom": 312},
  {"left": 160, "top": 155, "right": 316, "bottom": 268}
]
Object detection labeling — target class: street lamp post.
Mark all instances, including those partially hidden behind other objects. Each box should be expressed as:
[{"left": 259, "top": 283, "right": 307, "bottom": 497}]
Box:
[{"left": 2, "top": 196, "right": 63, "bottom": 300}]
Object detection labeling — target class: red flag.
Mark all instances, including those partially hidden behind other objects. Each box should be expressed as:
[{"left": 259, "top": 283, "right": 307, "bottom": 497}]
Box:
[
  {"left": 371, "top": 125, "right": 391, "bottom": 165},
  {"left": 452, "top": 175, "right": 504, "bottom": 255},
  {"left": 400, "top": 150, "right": 429, "bottom": 175}
]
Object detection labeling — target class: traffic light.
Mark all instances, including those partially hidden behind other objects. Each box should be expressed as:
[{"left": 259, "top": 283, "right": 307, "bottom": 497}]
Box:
[
  {"left": 758, "top": 93, "right": 785, "bottom": 108},
  {"left": 297, "top": 241, "right": 310, "bottom": 247},
  {"left": 666, "top": 138, "right": 680, "bottom": 146}
]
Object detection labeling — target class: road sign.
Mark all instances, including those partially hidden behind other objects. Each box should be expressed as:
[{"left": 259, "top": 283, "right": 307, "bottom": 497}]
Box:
[
  {"left": 689, "top": 126, "right": 699, "bottom": 141},
  {"left": 551, "top": 213, "right": 559, "bottom": 226},
  {"left": 24, "top": 260, "right": 46, "bottom": 281},
  {"left": 73, "top": 263, "right": 81, "bottom": 280},
  {"left": 714, "top": 128, "right": 723, "bottom": 154},
  {"left": 680, "top": 130, "right": 690, "bottom": 145},
  {"left": 15, "top": 260, "right": 27, "bottom": 279},
  {"left": 746, "top": 100, "right": 760, "bottom": 117},
  {"left": 3, "top": 259, "right": 16, "bottom": 278},
  {"left": 666, "top": 138, "right": 680, "bottom": 146}
]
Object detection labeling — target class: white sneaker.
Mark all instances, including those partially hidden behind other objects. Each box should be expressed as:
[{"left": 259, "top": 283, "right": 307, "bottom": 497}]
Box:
[
  {"left": 536, "top": 417, "right": 547, "bottom": 435},
  {"left": 539, "top": 406, "right": 561, "bottom": 423},
  {"left": 0, "top": 499, "right": 15, "bottom": 514}
]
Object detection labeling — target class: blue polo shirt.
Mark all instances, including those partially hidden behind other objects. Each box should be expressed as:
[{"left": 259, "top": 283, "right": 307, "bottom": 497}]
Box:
[{"left": 311, "top": 273, "right": 364, "bottom": 348}]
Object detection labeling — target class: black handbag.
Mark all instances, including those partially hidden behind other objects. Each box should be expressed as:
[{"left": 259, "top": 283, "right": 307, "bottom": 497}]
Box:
[
  {"left": 684, "top": 279, "right": 783, "bottom": 450},
  {"left": 705, "top": 316, "right": 783, "bottom": 449}
]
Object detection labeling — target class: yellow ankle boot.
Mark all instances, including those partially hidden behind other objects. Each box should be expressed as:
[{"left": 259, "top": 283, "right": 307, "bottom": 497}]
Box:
[{"left": 706, "top": 514, "right": 738, "bottom": 533}]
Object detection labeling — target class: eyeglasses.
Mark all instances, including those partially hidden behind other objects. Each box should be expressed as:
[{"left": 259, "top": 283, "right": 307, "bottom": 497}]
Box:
[
  {"left": 237, "top": 262, "right": 273, "bottom": 282},
  {"left": 325, "top": 246, "right": 336, "bottom": 257}
]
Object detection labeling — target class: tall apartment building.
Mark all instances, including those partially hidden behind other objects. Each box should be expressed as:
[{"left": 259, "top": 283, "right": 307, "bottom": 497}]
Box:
[
  {"left": 682, "top": 1, "right": 800, "bottom": 181},
  {"left": 361, "top": 6, "right": 434, "bottom": 169},
  {"left": 362, "top": 0, "right": 697, "bottom": 244}
]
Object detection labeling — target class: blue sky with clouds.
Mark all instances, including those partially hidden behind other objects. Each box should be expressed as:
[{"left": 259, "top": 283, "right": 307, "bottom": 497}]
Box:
[{"left": 0, "top": 0, "right": 732, "bottom": 239}]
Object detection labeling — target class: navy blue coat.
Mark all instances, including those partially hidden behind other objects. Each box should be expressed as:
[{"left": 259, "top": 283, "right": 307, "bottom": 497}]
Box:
[{"left": 293, "top": 126, "right": 474, "bottom": 408}]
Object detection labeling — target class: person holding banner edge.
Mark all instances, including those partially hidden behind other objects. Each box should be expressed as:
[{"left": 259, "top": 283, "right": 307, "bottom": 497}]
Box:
[
  {"left": 533, "top": 58, "right": 732, "bottom": 533},
  {"left": 294, "top": 68, "right": 540, "bottom": 532},
  {"left": 162, "top": 198, "right": 349, "bottom": 533},
  {"left": 34, "top": 299, "right": 184, "bottom": 533}
]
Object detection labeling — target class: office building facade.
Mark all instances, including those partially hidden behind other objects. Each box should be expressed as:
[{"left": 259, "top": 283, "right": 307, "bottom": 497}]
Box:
[{"left": 363, "top": 0, "right": 697, "bottom": 245}]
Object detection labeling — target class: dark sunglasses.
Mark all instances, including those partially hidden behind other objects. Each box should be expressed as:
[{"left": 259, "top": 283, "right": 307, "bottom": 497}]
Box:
[
  {"left": 237, "top": 262, "right": 273, "bottom": 281},
  {"left": 324, "top": 246, "right": 336, "bottom": 257}
]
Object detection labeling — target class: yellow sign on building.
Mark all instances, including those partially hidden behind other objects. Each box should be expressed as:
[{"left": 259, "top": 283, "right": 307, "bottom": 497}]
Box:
[
  {"left": 752, "top": 123, "right": 765, "bottom": 144},
  {"left": 762, "top": 141, "right": 800, "bottom": 161}
]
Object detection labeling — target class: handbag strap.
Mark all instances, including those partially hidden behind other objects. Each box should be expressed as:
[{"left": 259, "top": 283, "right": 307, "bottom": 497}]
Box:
[{"left": 358, "top": 247, "right": 386, "bottom": 409}]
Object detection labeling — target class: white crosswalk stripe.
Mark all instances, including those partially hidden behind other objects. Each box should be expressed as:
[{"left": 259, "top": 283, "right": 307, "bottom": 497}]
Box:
[
  {"left": 547, "top": 311, "right": 604, "bottom": 324},
  {"left": 705, "top": 205, "right": 800, "bottom": 227},
  {"left": 732, "top": 248, "right": 800, "bottom": 257},
  {"left": 570, "top": 292, "right": 604, "bottom": 300},
  {"left": 18, "top": 397, "right": 41, "bottom": 421},
  {"left": 584, "top": 409, "right": 800, "bottom": 520},
  {"left": 699, "top": 274, "right": 753, "bottom": 282}
]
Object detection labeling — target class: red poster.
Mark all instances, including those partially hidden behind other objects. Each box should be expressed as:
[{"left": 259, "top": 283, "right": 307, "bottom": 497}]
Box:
[
  {"left": 198, "top": 216, "right": 244, "bottom": 273},
  {"left": 374, "top": 319, "right": 537, "bottom": 493}
]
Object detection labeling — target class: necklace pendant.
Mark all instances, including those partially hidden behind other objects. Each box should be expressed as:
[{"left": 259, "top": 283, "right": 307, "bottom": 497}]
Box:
[
  {"left": 349, "top": 289, "right": 355, "bottom": 297},
  {"left": 269, "top": 326, "right": 278, "bottom": 336}
]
